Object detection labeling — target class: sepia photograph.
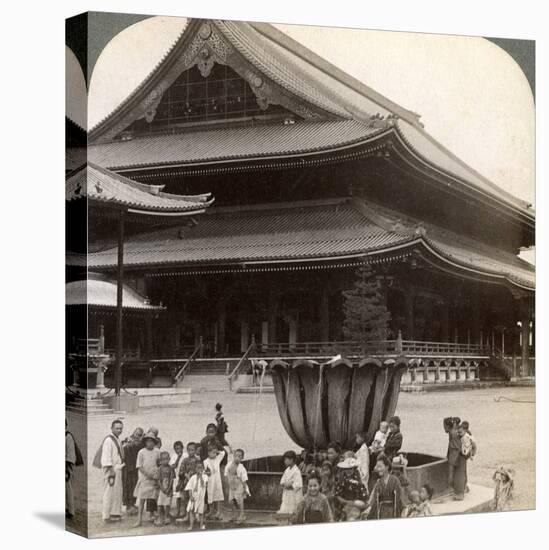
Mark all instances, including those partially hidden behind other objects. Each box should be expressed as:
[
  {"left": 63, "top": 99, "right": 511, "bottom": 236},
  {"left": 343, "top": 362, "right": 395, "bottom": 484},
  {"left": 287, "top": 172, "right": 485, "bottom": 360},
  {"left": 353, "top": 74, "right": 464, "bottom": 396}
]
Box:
[{"left": 64, "top": 11, "right": 535, "bottom": 539}]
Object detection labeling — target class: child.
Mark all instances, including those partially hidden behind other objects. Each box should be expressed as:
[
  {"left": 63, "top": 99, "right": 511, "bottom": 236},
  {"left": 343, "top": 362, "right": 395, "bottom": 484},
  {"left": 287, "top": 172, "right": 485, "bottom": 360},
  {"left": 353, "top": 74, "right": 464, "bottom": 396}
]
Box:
[
  {"left": 326, "top": 442, "right": 342, "bottom": 471},
  {"left": 292, "top": 472, "right": 334, "bottom": 524},
  {"left": 176, "top": 442, "right": 202, "bottom": 523},
  {"left": 278, "top": 450, "right": 304, "bottom": 516},
  {"left": 493, "top": 466, "right": 514, "bottom": 511},
  {"left": 334, "top": 452, "right": 369, "bottom": 521},
  {"left": 203, "top": 445, "right": 226, "bottom": 520},
  {"left": 121, "top": 427, "right": 144, "bottom": 515},
  {"left": 199, "top": 424, "right": 225, "bottom": 462},
  {"left": 460, "top": 421, "right": 477, "bottom": 459},
  {"left": 402, "top": 489, "right": 422, "bottom": 517},
  {"left": 132, "top": 432, "right": 161, "bottom": 528},
  {"left": 320, "top": 461, "right": 336, "bottom": 512},
  {"left": 418, "top": 484, "right": 434, "bottom": 516},
  {"left": 170, "top": 441, "right": 186, "bottom": 518},
  {"left": 185, "top": 462, "right": 209, "bottom": 530},
  {"left": 355, "top": 432, "right": 370, "bottom": 490},
  {"left": 370, "top": 421, "right": 389, "bottom": 453},
  {"left": 215, "top": 403, "right": 231, "bottom": 451},
  {"left": 299, "top": 452, "right": 316, "bottom": 475},
  {"left": 224, "top": 448, "right": 251, "bottom": 524},
  {"left": 156, "top": 451, "right": 175, "bottom": 526}
]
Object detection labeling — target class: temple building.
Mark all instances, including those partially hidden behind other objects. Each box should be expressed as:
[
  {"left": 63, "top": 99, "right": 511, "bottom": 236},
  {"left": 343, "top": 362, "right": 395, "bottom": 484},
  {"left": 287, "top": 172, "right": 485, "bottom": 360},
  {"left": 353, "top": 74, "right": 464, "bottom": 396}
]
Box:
[{"left": 66, "top": 19, "right": 535, "bottom": 386}]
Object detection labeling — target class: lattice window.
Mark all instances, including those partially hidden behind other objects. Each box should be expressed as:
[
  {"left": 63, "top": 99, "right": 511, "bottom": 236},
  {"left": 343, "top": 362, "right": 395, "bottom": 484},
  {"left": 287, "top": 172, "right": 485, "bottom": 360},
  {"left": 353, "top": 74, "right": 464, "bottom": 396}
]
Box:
[{"left": 127, "top": 64, "right": 296, "bottom": 135}]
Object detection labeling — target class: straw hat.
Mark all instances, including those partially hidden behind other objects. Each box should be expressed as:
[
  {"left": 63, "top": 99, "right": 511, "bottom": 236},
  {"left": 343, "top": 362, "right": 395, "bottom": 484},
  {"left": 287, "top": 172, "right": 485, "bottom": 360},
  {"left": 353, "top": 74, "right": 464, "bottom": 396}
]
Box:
[
  {"left": 142, "top": 431, "right": 158, "bottom": 443},
  {"left": 337, "top": 457, "right": 359, "bottom": 469}
]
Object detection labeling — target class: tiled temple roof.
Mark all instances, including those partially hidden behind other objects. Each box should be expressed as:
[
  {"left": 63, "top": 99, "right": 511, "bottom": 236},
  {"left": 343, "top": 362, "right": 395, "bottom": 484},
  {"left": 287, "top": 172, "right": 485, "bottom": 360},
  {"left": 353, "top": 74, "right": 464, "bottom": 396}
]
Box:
[
  {"left": 85, "top": 19, "right": 533, "bottom": 220},
  {"left": 66, "top": 198, "right": 535, "bottom": 290},
  {"left": 66, "top": 163, "right": 214, "bottom": 213},
  {"left": 88, "top": 120, "right": 387, "bottom": 170},
  {"left": 66, "top": 275, "right": 164, "bottom": 310}
]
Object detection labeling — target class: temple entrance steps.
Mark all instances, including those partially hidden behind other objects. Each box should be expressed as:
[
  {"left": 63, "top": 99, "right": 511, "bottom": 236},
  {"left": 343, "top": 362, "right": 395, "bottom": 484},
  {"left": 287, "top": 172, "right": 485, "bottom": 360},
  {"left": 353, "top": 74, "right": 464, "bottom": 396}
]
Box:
[
  {"left": 66, "top": 396, "right": 124, "bottom": 416},
  {"left": 181, "top": 373, "right": 231, "bottom": 392},
  {"left": 188, "top": 358, "right": 240, "bottom": 375}
]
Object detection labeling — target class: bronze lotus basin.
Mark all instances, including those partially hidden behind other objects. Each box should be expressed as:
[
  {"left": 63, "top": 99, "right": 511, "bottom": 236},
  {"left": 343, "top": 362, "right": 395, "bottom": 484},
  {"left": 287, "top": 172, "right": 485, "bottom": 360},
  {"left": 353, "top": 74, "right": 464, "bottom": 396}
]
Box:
[{"left": 269, "top": 356, "right": 408, "bottom": 450}]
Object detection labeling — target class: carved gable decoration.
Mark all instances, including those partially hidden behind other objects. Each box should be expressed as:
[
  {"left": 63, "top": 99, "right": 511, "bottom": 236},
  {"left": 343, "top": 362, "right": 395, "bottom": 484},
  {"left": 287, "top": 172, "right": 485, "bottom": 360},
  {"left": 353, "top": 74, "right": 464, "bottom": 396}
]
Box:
[{"left": 103, "top": 21, "right": 333, "bottom": 141}]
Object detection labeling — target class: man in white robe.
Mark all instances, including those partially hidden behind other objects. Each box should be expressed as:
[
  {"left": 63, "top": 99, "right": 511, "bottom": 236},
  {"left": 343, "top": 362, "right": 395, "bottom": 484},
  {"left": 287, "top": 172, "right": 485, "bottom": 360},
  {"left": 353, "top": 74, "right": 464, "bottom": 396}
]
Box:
[{"left": 101, "top": 419, "right": 125, "bottom": 521}]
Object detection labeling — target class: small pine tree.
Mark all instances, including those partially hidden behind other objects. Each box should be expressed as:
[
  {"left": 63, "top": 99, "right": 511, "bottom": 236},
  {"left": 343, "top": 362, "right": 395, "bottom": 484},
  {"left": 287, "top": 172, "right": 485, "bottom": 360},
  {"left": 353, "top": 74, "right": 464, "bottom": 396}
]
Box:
[{"left": 342, "top": 264, "right": 391, "bottom": 342}]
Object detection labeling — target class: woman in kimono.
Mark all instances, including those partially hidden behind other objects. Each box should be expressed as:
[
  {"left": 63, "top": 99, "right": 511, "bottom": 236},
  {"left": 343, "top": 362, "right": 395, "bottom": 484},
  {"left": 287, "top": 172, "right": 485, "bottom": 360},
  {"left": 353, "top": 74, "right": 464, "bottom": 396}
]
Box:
[
  {"left": 278, "top": 450, "right": 304, "bottom": 516},
  {"left": 365, "top": 454, "right": 405, "bottom": 519}
]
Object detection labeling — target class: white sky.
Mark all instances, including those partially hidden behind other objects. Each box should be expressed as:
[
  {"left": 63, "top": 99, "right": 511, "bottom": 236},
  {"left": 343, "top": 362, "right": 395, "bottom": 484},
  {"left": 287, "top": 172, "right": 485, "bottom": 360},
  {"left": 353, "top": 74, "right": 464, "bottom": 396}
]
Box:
[{"left": 66, "top": 16, "right": 535, "bottom": 262}]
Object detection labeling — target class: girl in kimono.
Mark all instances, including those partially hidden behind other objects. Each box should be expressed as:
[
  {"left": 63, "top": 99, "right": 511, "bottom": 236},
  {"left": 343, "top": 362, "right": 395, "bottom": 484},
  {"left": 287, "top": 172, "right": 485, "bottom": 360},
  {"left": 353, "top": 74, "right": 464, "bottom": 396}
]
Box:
[
  {"left": 365, "top": 454, "right": 405, "bottom": 519},
  {"left": 156, "top": 451, "right": 175, "bottom": 526},
  {"left": 132, "top": 432, "right": 161, "bottom": 528},
  {"left": 278, "top": 450, "right": 304, "bottom": 515},
  {"left": 320, "top": 461, "right": 336, "bottom": 512},
  {"left": 493, "top": 466, "right": 514, "bottom": 511},
  {"left": 292, "top": 472, "right": 334, "bottom": 524},
  {"left": 203, "top": 445, "right": 226, "bottom": 520},
  {"left": 418, "top": 484, "right": 434, "bottom": 516},
  {"left": 169, "top": 441, "right": 185, "bottom": 518},
  {"left": 185, "top": 462, "right": 209, "bottom": 530}
]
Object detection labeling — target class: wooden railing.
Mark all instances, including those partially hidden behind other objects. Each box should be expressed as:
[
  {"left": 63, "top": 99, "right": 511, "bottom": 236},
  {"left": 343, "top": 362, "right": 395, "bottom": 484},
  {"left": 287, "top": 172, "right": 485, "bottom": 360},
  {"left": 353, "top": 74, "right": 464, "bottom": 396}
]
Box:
[
  {"left": 249, "top": 337, "right": 489, "bottom": 359},
  {"left": 228, "top": 342, "right": 256, "bottom": 390},
  {"left": 174, "top": 341, "right": 203, "bottom": 384}
]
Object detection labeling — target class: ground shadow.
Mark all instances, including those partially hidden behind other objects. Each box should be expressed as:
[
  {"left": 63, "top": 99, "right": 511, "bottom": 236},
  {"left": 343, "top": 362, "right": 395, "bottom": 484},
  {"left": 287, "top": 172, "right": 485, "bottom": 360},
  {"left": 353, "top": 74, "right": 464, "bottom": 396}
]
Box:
[{"left": 34, "top": 511, "right": 66, "bottom": 530}]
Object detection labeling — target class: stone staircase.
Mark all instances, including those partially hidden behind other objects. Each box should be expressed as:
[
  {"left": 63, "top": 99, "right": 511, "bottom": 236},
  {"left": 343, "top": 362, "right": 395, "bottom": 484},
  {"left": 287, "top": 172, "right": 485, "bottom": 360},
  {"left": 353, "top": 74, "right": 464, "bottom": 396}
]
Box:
[
  {"left": 181, "top": 374, "right": 230, "bottom": 393},
  {"left": 66, "top": 396, "right": 124, "bottom": 417},
  {"left": 189, "top": 358, "right": 241, "bottom": 375}
]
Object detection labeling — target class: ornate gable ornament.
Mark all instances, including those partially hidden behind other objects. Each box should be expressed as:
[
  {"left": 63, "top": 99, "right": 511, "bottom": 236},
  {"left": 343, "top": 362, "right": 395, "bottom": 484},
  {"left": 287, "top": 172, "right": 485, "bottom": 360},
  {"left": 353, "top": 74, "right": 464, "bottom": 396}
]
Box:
[{"left": 97, "top": 21, "right": 335, "bottom": 142}]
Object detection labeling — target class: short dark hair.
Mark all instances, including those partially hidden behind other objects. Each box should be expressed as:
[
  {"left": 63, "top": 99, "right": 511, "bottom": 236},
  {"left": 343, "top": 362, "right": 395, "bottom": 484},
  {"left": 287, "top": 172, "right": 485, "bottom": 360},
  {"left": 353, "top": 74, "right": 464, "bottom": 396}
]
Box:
[
  {"left": 174, "top": 440, "right": 184, "bottom": 449},
  {"left": 206, "top": 423, "right": 217, "bottom": 432},
  {"left": 215, "top": 403, "right": 223, "bottom": 411},
  {"left": 327, "top": 441, "right": 342, "bottom": 453},
  {"left": 111, "top": 419, "right": 123, "bottom": 428},
  {"left": 422, "top": 484, "right": 434, "bottom": 499},
  {"left": 460, "top": 421, "right": 470, "bottom": 430},
  {"left": 234, "top": 448, "right": 245, "bottom": 457},
  {"left": 307, "top": 471, "right": 322, "bottom": 485},
  {"left": 283, "top": 450, "right": 297, "bottom": 462},
  {"left": 376, "top": 454, "right": 392, "bottom": 470},
  {"left": 389, "top": 416, "right": 401, "bottom": 428},
  {"left": 187, "top": 441, "right": 196, "bottom": 449}
]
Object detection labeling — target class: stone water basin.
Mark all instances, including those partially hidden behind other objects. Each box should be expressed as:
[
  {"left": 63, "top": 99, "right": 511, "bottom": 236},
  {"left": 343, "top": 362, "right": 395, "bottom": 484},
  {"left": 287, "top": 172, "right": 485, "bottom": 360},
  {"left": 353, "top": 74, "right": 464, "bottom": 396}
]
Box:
[{"left": 242, "top": 452, "right": 448, "bottom": 511}]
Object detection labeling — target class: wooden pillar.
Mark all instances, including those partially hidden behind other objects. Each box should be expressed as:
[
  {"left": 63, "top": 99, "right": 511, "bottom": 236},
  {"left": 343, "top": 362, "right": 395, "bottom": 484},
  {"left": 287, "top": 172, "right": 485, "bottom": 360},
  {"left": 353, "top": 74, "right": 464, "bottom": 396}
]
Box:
[
  {"left": 268, "top": 291, "right": 279, "bottom": 343},
  {"left": 145, "top": 315, "right": 153, "bottom": 359},
  {"left": 217, "top": 298, "right": 226, "bottom": 356},
  {"left": 240, "top": 320, "right": 249, "bottom": 352},
  {"left": 441, "top": 302, "right": 449, "bottom": 342},
  {"left": 405, "top": 292, "right": 415, "bottom": 340},
  {"left": 320, "top": 289, "right": 330, "bottom": 341},
  {"left": 521, "top": 309, "right": 531, "bottom": 377},
  {"left": 114, "top": 209, "right": 125, "bottom": 397}
]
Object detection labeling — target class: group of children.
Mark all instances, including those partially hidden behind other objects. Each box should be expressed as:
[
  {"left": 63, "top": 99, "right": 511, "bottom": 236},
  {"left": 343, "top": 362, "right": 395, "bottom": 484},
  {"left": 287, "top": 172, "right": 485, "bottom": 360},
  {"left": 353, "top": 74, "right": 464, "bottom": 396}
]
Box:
[
  {"left": 123, "top": 403, "right": 250, "bottom": 530},
  {"left": 279, "top": 415, "right": 433, "bottom": 523}
]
